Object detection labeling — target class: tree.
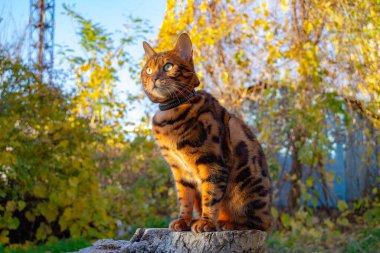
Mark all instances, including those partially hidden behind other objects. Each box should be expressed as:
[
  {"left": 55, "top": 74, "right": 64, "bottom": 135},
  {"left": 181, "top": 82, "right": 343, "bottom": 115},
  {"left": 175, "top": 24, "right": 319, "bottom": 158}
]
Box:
[
  {"left": 156, "top": 0, "right": 379, "bottom": 218},
  {"left": 0, "top": 54, "right": 115, "bottom": 244}
]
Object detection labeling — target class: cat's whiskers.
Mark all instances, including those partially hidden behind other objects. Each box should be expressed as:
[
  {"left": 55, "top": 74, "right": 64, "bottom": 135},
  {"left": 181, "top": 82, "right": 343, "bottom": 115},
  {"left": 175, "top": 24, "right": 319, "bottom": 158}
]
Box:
[
  {"left": 174, "top": 82, "right": 194, "bottom": 94},
  {"left": 171, "top": 85, "right": 191, "bottom": 100},
  {"left": 159, "top": 80, "right": 188, "bottom": 100},
  {"left": 170, "top": 85, "right": 186, "bottom": 96},
  {"left": 160, "top": 81, "right": 180, "bottom": 102},
  {"left": 172, "top": 88, "right": 181, "bottom": 103},
  {"left": 170, "top": 86, "right": 183, "bottom": 103},
  {"left": 175, "top": 80, "right": 194, "bottom": 87},
  {"left": 159, "top": 79, "right": 184, "bottom": 102},
  {"left": 163, "top": 87, "right": 175, "bottom": 100}
]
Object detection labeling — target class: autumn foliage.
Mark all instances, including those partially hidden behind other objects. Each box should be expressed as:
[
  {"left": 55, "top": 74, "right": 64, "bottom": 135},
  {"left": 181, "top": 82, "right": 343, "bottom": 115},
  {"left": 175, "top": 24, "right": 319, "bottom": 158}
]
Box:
[{"left": 0, "top": 0, "right": 379, "bottom": 251}]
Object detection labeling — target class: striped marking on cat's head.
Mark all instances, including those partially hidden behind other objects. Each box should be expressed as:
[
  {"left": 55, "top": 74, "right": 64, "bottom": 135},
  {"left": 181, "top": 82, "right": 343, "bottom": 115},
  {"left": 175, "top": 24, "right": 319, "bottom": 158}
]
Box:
[{"left": 141, "top": 33, "right": 200, "bottom": 103}]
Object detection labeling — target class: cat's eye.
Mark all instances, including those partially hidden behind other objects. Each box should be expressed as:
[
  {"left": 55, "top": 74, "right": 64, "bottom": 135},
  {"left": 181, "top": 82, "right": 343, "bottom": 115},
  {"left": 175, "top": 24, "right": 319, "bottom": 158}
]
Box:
[
  {"left": 146, "top": 67, "right": 152, "bottom": 75},
  {"left": 163, "top": 63, "right": 173, "bottom": 72}
]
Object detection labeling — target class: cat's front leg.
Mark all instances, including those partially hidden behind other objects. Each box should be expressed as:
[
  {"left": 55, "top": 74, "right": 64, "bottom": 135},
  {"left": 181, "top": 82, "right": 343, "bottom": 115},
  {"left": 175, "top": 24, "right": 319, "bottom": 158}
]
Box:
[
  {"left": 169, "top": 171, "right": 196, "bottom": 231},
  {"left": 191, "top": 160, "right": 229, "bottom": 233}
]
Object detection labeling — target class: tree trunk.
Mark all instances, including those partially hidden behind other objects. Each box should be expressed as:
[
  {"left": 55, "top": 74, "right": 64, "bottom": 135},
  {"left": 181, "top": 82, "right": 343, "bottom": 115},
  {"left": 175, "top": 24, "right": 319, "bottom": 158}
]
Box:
[{"left": 288, "top": 130, "right": 303, "bottom": 212}]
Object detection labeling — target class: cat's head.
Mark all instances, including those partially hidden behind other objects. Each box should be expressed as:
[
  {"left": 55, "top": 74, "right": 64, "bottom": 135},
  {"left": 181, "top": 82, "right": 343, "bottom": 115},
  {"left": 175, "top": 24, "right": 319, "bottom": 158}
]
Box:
[{"left": 140, "top": 33, "right": 200, "bottom": 103}]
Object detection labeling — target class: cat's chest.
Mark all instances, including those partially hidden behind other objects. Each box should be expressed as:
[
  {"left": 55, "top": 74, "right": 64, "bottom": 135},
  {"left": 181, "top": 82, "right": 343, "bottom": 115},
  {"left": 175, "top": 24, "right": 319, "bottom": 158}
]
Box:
[
  {"left": 152, "top": 119, "right": 182, "bottom": 149},
  {"left": 152, "top": 108, "right": 199, "bottom": 172},
  {"left": 152, "top": 106, "right": 193, "bottom": 146}
]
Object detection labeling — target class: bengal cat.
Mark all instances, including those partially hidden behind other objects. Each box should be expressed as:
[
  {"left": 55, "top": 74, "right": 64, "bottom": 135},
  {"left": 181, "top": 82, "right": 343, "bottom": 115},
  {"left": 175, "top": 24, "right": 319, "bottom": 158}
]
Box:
[{"left": 141, "top": 33, "right": 272, "bottom": 233}]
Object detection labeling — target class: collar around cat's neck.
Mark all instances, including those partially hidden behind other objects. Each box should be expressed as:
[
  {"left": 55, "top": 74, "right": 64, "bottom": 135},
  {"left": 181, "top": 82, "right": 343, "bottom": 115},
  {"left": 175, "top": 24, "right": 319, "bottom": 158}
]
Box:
[{"left": 159, "top": 90, "right": 196, "bottom": 111}]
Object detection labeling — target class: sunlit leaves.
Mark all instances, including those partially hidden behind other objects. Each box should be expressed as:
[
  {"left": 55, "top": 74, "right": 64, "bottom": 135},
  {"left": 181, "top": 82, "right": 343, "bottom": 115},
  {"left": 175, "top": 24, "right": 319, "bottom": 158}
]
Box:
[
  {"left": 157, "top": 0, "right": 380, "bottom": 235},
  {"left": 64, "top": 5, "right": 111, "bottom": 52},
  {"left": 61, "top": 7, "right": 152, "bottom": 135},
  {"left": 0, "top": 6, "right": 158, "bottom": 245},
  {"left": 0, "top": 67, "right": 115, "bottom": 243}
]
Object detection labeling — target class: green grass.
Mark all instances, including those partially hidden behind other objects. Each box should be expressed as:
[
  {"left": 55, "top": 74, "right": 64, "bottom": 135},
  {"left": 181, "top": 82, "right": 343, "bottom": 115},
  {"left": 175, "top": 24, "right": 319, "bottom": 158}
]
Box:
[
  {"left": 342, "top": 227, "right": 380, "bottom": 253},
  {"left": 1, "top": 238, "right": 91, "bottom": 253},
  {"left": 266, "top": 226, "right": 380, "bottom": 253}
]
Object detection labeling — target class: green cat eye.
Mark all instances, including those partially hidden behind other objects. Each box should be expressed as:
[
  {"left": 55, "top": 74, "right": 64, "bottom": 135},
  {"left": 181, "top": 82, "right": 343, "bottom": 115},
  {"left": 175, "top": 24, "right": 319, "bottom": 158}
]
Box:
[
  {"left": 163, "top": 63, "right": 173, "bottom": 72},
  {"left": 146, "top": 67, "right": 152, "bottom": 75}
]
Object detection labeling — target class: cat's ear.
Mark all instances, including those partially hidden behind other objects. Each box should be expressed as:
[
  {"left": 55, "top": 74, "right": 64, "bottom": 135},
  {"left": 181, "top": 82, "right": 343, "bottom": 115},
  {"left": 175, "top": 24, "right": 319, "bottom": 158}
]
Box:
[
  {"left": 174, "top": 33, "right": 193, "bottom": 60},
  {"left": 143, "top": 41, "right": 156, "bottom": 58}
]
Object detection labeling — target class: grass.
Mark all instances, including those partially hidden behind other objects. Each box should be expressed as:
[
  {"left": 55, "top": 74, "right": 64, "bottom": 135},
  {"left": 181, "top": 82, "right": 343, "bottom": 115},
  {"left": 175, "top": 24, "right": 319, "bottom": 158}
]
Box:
[
  {"left": 0, "top": 238, "right": 91, "bottom": 253},
  {"left": 266, "top": 225, "right": 380, "bottom": 252},
  {"left": 342, "top": 227, "right": 380, "bottom": 253}
]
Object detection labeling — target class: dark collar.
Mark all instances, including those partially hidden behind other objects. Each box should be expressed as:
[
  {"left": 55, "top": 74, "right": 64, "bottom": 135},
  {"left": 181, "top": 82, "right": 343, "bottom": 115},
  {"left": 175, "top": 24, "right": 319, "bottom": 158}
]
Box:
[{"left": 159, "top": 90, "right": 196, "bottom": 111}]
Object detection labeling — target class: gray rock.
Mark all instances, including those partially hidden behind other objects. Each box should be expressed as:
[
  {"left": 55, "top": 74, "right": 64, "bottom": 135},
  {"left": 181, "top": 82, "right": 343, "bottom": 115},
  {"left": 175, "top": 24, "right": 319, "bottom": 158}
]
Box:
[{"left": 75, "top": 228, "right": 267, "bottom": 253}]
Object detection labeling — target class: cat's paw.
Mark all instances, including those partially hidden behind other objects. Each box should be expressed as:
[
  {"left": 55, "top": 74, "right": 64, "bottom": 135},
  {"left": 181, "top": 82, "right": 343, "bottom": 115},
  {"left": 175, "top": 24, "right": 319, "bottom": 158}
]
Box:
[
  {"left": 216, "top": 220, "right": 236, "bottom": 231},
  {"left": 169, "top": 218, "right": 191, "bottom": 231},
  {"left": 191, "top": 219, "right": 216, "bottom": 233}
]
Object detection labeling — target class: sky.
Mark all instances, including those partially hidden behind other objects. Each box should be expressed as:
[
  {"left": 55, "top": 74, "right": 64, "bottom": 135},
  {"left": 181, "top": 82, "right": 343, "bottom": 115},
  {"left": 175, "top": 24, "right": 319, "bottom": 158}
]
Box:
[{"left": 0, "top": 0, "right": 166, "bottom": 124}]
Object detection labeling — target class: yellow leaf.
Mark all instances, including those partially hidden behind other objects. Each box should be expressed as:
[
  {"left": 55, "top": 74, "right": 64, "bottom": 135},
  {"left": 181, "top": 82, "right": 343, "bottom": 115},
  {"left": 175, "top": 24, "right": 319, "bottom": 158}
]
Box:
[
  {"left": 199, "top": 2, "right": 208, "bottom": 13},
  {"left": 80, "top": 64, "right": 91, "bottom": 72},
  {"left": 228, "top": 5, "right": 235, "bottom": 13},
  {"left": 69, "top": 177, "right": 79, "bottom": 187},
  {"left": 303, "top": 20, "right": 313, "bottom": 35},
  {"left": 324, "top": 218, "right": 334, "bottom": 229},
  {"left": 265, "top": 30, "right": 274, "bottom": 40},
  {"left": 306, "top": 177, "right": 314, "bottom": 187},
  {"left": 281, "top": 0, "right": 289, "bottom": 13},
  {"left": 0, "top": 230, "right": 9, "bottom": 244},
  {"left": 281, "top": 213, "right": 291, "bottom": 227}
]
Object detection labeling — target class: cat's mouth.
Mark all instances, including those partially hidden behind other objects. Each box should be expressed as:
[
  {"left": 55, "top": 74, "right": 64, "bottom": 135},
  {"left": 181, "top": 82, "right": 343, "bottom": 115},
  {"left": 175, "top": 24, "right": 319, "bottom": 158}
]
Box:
[
  {"left": 145, "top": 79, "right": 192, "bottom": 104},
  {"left": 144, "top": 83, "right": 171, "bottom": 103},
  {"left": 152, "top": 80, "right": 175, "bottom": 95},
  {"left": 153, "top": 79, "right": 169, "bottom": 88},
  {"left": 151, "top": 81, "right": 166, "bottom": 93},
  {"left": 152, "top": 86, "right": 172, "bottom": 99}
]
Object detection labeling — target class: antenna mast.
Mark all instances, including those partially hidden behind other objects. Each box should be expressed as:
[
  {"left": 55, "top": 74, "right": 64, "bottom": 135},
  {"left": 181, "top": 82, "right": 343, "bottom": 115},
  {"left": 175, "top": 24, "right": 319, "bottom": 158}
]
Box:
[{"left": 29, "top": 0, "right": 55, "bottom": 84}]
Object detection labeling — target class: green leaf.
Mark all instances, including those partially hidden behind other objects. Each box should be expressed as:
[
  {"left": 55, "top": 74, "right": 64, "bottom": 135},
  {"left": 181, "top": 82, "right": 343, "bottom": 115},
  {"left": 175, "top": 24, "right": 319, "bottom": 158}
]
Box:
[
  {"left": 18, "top": 201, "right": 26, "bottom": 211},
  {"left": 337, "top": 200, "right": 348, "bottom": 212},
  {"left": 271, "top": 207, "right": 279, "bottom": 219},
  {"left": 5, "top": 201, "right": 17, "bottom": 212},
  {"left": 281, "top": 213, "right": 291, "bottom": 227},
  {"left": 9, "top": 217, "right": 20, "bottom": 230},
  {"left": 337, "top": 217, "right": 349, "bottom": 226}
]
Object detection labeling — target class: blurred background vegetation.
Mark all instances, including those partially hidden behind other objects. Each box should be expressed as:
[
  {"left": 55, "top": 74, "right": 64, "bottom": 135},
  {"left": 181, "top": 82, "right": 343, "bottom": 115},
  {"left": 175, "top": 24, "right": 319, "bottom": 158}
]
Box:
[{"left": 0, "top": 0, "right": 379, "bottom": 252}]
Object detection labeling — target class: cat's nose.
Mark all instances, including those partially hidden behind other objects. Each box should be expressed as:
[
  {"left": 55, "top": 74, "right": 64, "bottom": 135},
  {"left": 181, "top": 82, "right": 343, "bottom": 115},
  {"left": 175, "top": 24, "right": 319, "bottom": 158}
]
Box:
[{"left": 153, "top": 76, "right": 161, "bottom": 86}]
